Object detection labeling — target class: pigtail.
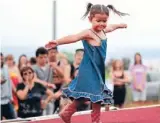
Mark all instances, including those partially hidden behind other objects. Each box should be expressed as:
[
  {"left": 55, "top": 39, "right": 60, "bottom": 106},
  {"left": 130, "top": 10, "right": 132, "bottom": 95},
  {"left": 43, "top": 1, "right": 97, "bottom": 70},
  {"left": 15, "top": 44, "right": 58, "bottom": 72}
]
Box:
[
  {"left": 107, "top": 5, "right": 129, "bottom": 16},
  {"left": 82, "top": 3, "right": 93, "bottom": 19}
]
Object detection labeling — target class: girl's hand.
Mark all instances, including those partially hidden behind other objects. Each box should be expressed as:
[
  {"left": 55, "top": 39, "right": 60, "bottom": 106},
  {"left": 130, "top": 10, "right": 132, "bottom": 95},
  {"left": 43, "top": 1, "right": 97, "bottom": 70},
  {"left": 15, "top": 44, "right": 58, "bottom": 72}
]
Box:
[
  {"left": 113, "top": 76, "right": 121, "bottom": 84},
  {"left": 119, "top": 23, "right": 127, "bottom": 28},
  {"left": 113, "top": 76, "right": 120, "bottom": 85},
  {"left": 45, "top": 41, "right": 57, "bottom": 49},
  {"left": 135, "top": 84, "right": 143, "bottom": 92},
  {"left": 113, "top": 75, "right": 117, "bottom": 82},
  {"left": 137, "top": 85, "right": 143, "bottom": 92}
]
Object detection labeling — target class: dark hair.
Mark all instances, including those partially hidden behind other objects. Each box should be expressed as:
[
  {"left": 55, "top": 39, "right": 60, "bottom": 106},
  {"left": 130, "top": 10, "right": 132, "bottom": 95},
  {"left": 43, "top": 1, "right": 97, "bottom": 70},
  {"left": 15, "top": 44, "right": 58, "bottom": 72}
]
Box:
[
  {"left": 36, "top": 47, "right": 48, "bottom": 57},
  {"left": 18, "top": 54, "right": 27, "bottom": 70},
  {"left": 20, "top": 66, "right": 34, "bottom": 81},
  {"left": 134, "top": 52, "right": 142, "bottom": 65},
  {"left": 30, "top": 57, "right": 37, "bottom": 65},
  {"left": 82, "top": 3, "right": 129, "bottom": 19},
  {"left": 1, "top": 52, "right": 4, "bottom": 68},
  {"left": 0, "top": 52, "right": 3, "bottom": 57},
  {"left": 75, "top": 49, "right": 84, "bottom": 53}
]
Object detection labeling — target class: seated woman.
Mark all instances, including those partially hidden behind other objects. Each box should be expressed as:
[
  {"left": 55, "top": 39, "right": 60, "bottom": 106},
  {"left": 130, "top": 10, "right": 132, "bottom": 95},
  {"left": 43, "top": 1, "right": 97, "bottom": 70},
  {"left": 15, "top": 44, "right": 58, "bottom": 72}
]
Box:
[{"left": 16, "top": 66, "right": 56, "bottom": 118}]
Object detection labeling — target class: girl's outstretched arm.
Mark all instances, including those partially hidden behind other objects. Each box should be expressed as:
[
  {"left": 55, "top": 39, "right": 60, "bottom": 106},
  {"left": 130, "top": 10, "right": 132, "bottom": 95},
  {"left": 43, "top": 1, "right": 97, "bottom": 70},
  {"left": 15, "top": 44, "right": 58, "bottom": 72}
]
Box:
[
  {"left": 46, "top": 30, "right": 90, "bottom": 48},
  {"left": 104, "top": 23, "right": 127, "bottom": 33}
]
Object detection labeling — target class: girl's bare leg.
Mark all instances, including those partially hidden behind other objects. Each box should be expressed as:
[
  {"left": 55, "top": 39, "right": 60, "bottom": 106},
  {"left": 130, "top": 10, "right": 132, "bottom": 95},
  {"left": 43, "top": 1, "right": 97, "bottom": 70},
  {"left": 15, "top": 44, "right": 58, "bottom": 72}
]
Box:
[
  {"left": 59, "top": 100, "right": 78, "bottom": 123},
  {"left": 91, "top": 103, "right": 102, "bottom": 123}
]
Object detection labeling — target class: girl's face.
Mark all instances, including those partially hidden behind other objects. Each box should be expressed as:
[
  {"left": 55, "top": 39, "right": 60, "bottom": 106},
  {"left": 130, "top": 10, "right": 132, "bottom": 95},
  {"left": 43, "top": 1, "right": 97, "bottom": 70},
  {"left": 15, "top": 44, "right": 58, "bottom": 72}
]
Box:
[
  {"left": 22, "top": 69, "right": 34, "bottom": 82},
  {"left": 20, "top": 56, "right": 27, "bottom": 65},
  {"left": 75, "top": 51, "right": 84, "bottom": 65},
  {"left": 89, "top": 13, "right": 108, "bottom": 32},
  {"left": 115, "top": 61, "right": 122, "bottom": 70},
  {"left": 135, "top": 54, "right": 141, "bottom": 64},
  {"left": 6, "top": 58, "right": 14, "bottom": 67}
]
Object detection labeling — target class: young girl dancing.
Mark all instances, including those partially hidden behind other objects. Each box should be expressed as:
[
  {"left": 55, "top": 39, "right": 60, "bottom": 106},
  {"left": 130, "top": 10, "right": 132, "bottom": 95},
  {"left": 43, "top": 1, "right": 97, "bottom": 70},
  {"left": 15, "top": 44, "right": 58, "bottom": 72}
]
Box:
[{"left": 46, "top": 3, "right": 128, "bottom": 123}]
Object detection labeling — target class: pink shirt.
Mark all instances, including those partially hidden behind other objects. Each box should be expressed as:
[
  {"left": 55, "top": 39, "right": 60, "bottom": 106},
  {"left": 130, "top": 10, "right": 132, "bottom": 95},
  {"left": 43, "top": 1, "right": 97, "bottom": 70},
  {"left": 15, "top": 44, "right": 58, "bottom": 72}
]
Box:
[{"left": 130, "top": 64, "right": 147, "bottom": 89}]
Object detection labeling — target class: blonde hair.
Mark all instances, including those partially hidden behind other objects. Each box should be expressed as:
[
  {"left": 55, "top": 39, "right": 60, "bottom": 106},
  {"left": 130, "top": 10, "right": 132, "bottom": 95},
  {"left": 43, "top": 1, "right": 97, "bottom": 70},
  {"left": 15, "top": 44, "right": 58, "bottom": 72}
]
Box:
[
  {"left": 57, "top": 53, "right": 69, "bottom": 65},
  {"left": 112, "top": 59, "right": 124, "bottom": 71},
  {"left": 57, "top": 53, "right": 67, "bottom": 60},
  {"left": 5, "top": 54, "right": 14, "bottom": 61}
]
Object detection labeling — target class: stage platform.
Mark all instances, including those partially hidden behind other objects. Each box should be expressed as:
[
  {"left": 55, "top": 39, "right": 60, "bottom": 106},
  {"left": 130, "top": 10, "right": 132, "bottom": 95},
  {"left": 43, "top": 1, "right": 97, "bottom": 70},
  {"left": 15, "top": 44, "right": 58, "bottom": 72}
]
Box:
[{"left": 1, "top": 105, "right": 160, "bottom": 123}]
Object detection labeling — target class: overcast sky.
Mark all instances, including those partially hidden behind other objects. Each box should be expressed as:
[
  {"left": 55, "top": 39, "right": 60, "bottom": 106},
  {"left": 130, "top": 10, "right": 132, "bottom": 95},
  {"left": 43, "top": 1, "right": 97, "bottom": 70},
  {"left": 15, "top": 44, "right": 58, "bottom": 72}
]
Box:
[{"left": 1, "top": 0, "right": 160, "bottom": 53}]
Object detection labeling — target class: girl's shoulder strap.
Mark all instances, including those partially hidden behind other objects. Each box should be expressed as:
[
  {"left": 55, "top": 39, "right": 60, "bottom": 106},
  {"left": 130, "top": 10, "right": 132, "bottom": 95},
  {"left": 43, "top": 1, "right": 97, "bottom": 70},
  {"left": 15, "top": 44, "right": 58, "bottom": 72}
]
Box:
[
  {"left": 102, "top": 30, "right": 106, "bottom": 36},
  {"left": 89, "top": 29, "right": 102, "bottom": 40},
  {"left": 89, "top": 29, "right": 107, "bottom": 40}
]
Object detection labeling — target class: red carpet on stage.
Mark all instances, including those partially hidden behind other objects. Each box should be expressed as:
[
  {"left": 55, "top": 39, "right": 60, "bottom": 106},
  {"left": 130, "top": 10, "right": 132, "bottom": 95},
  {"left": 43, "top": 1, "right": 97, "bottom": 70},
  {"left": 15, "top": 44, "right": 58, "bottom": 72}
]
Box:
[{"left": 30, "top": 106, "right": 160, "bottom": 123}]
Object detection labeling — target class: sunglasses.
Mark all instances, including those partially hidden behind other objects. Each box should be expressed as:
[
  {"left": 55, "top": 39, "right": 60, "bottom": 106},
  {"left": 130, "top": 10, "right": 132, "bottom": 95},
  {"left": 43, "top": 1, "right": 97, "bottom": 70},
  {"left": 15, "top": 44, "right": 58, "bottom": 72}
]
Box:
[{"left": 23, "top": 71, "right": 32, "bottom": 76}]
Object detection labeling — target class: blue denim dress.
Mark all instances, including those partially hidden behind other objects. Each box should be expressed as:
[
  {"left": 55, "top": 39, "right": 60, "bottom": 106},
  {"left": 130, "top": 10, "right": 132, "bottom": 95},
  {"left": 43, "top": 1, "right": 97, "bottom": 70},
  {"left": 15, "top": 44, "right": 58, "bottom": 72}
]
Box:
[{"left": 63, "top": 38, "right": 113, "bottom": 104}]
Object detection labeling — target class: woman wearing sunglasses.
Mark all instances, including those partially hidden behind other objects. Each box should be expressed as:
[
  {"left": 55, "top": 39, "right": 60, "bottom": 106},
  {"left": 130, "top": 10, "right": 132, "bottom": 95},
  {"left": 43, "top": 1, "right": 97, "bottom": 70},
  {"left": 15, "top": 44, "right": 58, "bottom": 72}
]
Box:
[{"left": 16, "top": 66, "right": 56, "bottom": 118}]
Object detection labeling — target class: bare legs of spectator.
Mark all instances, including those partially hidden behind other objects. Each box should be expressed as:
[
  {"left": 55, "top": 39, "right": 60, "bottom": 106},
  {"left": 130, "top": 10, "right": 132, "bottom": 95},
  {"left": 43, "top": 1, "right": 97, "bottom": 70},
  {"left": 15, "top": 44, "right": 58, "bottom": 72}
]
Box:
[
  {"left": 43, "top": 101, "right": 54, "bottom": 115},
  {"left": 91, "top": 103, "right": 102, "bottom": 123},
  {"left": 132, "top": 89, "right": 147, "bottom": 107},
  {"left": 105, "top": 104, "right": 110, "bottom": 111},
  {"left": 59, "top": 97, "right": 72, "bottom": 113}
]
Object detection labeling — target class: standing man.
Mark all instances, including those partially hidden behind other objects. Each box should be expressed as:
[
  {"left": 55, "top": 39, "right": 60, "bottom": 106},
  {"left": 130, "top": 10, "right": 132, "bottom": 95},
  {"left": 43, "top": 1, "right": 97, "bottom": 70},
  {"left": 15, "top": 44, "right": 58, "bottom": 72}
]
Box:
[
  {"left": 32, "top": 47, "right": 55, "bottom": 115},
  {"left": 47, "top": 47, "right": 64, "bottom": 113}
]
